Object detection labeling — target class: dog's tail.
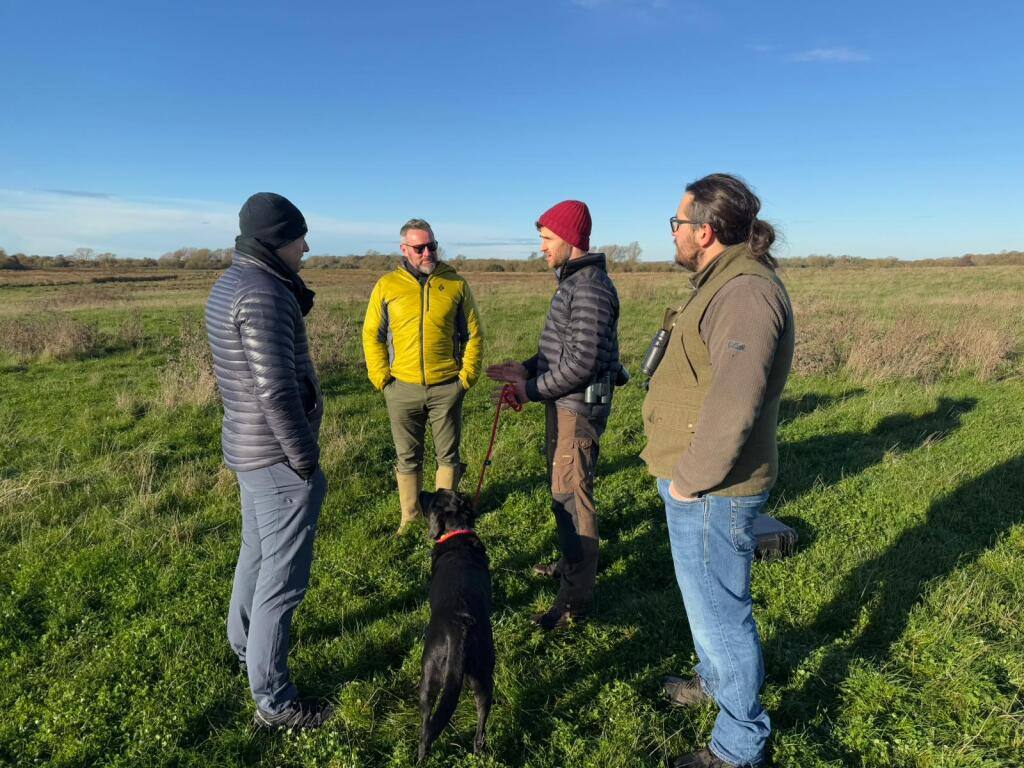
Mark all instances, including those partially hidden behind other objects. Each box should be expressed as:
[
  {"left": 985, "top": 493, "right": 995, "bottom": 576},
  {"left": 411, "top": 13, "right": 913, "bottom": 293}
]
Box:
[{"left": 425, "top": 627, "right": 466, "bottom": 745}]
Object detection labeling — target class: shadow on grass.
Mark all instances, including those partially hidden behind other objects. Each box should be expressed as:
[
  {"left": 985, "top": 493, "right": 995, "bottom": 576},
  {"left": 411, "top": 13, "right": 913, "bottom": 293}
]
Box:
[
  {"left": 770, "top": 454, "right": 1024, "bottom": 761},
  {"left": 488, "top": 490, "right": 680, "bottom": 766},
  {"left": 489, "top": 396, "right": 982, "bottom": 764},
  {"left": 264, "top": 391, "right": 983, "bottom": 764},
  {"left": 477, "top": 385, "right": 868, "bottom": 519},
  {"left": 777, "top": 388, "right": 865, "bottom": 425},
  {"left": 774, "top": 396, "right": 977, "bottom": 549}
]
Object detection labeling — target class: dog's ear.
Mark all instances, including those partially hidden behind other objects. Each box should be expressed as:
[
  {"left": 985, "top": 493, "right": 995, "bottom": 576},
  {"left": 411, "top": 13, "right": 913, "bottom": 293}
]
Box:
[
  {"left": 454, "top": 491, "right": 478, "bottom": 526},
  {"left": 463, "top": 493, "right": 479, "bottom": 523},
  {"left": 427, "top": 511, "right": 443, "bottom": 541},
  {"left": 419, "top": 490, "right": 436, "bottom": 516}
]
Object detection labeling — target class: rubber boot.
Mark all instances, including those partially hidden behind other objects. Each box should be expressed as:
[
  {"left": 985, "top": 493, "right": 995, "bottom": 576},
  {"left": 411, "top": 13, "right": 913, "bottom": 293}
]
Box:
[
  {"left": 435, "top": 462, "right": 467, "bottom": 491},
  {"left": 397, "top": 471, "right": 423, "bottom": 534}
]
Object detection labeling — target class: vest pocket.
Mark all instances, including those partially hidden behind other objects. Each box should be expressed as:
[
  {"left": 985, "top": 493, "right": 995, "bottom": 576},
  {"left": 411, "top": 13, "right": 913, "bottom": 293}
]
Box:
[{"left": 642, "top": 398, "right": 699, "bottom": 432}]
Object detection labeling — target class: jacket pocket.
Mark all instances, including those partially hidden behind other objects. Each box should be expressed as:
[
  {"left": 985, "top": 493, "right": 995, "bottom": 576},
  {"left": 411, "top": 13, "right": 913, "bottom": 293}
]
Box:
[{"left": 301, "top": 375, "right": 318, "bottom": 415}]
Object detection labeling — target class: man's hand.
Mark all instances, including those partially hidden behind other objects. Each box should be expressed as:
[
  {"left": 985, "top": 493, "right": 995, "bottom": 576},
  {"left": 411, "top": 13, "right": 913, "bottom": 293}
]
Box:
[
  {"left": 511, "top": 377, "right": 528, "bottom": 404},
  {"left": 490, "top": 380, "right": 528, "bottom": 408},
  {"left": 486, "top": 360, "right": 528, "bottom": 382},
  {"left": 668, "top": 481, "right": 698, "bottom": 502}
]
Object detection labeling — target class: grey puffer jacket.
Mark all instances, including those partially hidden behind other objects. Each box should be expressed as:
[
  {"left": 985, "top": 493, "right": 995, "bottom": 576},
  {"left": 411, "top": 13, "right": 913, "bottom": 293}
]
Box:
[
  {"left": 205, "top": 250, "right": 322, "bottom": 476},
  {"left": 523, "top": 253, "right": 620, "bottom": 418}
]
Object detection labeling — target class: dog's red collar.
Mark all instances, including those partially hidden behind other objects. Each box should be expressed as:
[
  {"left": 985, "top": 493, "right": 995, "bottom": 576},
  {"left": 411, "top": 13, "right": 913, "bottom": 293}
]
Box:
[{"left": 436, "top": 529, "right": 475, "bottom": 545}]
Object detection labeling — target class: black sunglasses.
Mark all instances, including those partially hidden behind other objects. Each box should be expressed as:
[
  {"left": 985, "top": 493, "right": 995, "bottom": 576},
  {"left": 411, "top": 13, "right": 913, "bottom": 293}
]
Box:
[{"left": 405, "top": 241, "right": 439, "bottom": 255}]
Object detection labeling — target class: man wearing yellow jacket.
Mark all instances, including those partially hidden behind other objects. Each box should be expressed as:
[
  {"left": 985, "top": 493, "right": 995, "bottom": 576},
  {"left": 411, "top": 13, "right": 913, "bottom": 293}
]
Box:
[{"left": 362, "top": 218, "right": 483, "bottom": 532}]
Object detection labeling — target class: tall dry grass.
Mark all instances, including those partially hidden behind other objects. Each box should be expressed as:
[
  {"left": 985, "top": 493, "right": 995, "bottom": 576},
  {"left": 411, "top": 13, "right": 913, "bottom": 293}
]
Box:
[
  {"left": 4, "top": 266, "right": 1022, "bottom": 385},
  {"left": 154, "top": 309, "right": 356, "bottom": 410},
  {"left": 0, "top": 315, "right": 100, "bottom": 362},
  {"left": 157, "top": 321, "right": 218, "bottom": 408},
  {"left": 792, "top": 299, "right": 1019, "bottom": 382},
  {"left": 305, "top": 309, "right": 356, "bottom": 377},
  {"left": 0, "top": 309, "right": 147, "bottom": 364}
]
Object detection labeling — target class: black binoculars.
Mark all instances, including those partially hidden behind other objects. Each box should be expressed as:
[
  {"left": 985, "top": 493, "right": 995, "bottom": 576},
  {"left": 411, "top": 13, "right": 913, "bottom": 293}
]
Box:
[{"left": 641, "top": 328, "right": 671, "bottom": 377}]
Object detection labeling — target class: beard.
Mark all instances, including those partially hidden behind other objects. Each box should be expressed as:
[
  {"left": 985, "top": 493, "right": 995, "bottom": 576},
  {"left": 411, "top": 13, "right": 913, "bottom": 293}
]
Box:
[{"left": 674, "top": 246, "right": 699, "bottom": 272}]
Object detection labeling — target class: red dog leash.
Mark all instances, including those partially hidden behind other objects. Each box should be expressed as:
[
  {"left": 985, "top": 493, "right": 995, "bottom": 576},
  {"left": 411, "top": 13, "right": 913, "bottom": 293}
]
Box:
[{"left": 474, "top": 383, "right": 523, "bottom": 508}]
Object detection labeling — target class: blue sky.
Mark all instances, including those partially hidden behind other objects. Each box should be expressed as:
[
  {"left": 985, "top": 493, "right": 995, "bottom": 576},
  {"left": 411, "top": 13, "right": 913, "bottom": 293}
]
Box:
[{"left": 1, "top": 0, "right": 1022, "bottom": 260}]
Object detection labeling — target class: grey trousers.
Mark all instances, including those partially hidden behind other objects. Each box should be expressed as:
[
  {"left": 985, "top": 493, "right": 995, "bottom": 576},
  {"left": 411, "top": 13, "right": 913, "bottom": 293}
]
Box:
[{"left": 228, "top": 462, "right": 327, "bottom": 715}]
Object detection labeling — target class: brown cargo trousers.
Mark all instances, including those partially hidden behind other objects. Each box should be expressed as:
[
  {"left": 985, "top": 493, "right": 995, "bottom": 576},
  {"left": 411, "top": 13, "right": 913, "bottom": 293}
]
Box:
[{"left": 545, "top": 402, "right": 606, "bottom": 612}]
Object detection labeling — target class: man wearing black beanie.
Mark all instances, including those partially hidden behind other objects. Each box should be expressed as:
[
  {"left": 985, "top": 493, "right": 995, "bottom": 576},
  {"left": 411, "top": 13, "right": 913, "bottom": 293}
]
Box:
[{"left": 205, "top": 192, "right": 332, "bottom": 730}]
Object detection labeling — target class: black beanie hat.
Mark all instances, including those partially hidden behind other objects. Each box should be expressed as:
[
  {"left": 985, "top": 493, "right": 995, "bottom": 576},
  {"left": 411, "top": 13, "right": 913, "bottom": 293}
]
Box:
[{"left": 238, "top": 192, "right": 308, "bottom": 250}]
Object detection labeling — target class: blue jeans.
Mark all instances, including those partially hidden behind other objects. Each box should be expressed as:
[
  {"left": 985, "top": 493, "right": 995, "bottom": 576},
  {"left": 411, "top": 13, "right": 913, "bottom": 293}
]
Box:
[
  {"left": 228, "top": 462, "right": 327, "bottom": 714},
  {"left": 657, "top": 478, "right": 771, "bottom": 767}
]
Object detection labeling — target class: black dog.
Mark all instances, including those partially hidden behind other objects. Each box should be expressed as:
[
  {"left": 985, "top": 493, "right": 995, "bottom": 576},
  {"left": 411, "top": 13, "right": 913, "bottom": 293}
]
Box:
[{"left": 416, "top": 489, "right": 494, "bottom": 763}]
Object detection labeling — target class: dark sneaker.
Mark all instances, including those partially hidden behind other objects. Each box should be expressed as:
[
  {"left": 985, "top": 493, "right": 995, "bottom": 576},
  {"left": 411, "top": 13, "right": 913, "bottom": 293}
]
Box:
[
  {"left": 662, "top": 675, "right": 711, "bottom": 707},
  {"left": 254, "top": 700, "right": 334, "bottom": 731},
  {"left": 531, "top": 561, "right": 562, "bottom": 580},
  {"left": 666, "top": 747, "right": 736, "bottom": 768},
  {"left": 531, "top": 604, "right": 587, "bottom": 631}
]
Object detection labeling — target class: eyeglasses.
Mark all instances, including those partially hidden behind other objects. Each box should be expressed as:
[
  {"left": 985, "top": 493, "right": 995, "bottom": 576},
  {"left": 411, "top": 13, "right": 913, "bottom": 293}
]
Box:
[
  {"left": 669, "top": 217, "right": 704, "bottom": 233},
  {"left": 404, "top": 241, "right": 438, "bottom": 255}
]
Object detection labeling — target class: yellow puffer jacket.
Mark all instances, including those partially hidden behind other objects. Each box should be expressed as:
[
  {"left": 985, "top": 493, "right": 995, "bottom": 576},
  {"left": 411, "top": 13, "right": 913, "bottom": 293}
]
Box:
[{"left": 362, "top": 262, "right": 483, "bottom": 391}]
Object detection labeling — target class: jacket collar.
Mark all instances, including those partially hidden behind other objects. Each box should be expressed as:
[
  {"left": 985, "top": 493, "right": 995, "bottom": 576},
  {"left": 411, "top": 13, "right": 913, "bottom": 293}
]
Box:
[
  {"left": 557, "top": 252, "right": 606, "bottom": 282},
  {"left": 397, "top": 260, "right": 455, "bottom": 283},
  {"left": 689, "top": 243, "right": 754, "bottom": 290},
  {"left": 233, "top": 236, "right": 316, "bottom": 316},
  {"left": 233, "top": 237, "right": 295, "bottom": 282}
]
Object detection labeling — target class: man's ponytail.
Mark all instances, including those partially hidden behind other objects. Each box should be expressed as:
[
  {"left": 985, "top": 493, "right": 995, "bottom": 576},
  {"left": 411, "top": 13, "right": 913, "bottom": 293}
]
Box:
[
  {"left": 748, "top": 218, "right": 777, "bottom": 268},
  {"left": 686, "top": 173, "right": 780, "bottom": 269}
]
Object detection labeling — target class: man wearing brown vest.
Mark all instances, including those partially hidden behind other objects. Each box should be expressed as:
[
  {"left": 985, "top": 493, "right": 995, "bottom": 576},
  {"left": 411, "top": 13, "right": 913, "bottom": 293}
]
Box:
[{"left": 643, "top": 174, "right": 794, "bottom": 768}]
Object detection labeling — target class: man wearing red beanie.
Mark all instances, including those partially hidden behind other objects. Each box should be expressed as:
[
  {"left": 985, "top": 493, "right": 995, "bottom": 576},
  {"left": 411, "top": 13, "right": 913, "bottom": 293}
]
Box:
[{"left": 487, "top": 200, "right": 622, "bottom": 630}]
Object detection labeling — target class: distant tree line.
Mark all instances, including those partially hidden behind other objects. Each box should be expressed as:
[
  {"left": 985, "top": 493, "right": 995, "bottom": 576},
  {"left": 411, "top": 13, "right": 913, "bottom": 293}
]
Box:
[
  {"left": 3, "top": 246, "right": 1023, "bottom": 272},
  {"left": 780, "top": 251, "right": 1024, "bottom": 268}
]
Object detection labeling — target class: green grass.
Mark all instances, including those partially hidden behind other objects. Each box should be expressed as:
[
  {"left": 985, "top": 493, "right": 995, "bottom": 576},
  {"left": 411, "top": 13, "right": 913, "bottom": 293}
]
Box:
[{"left": 1, "top": 269, "right": 1022, "bottom": 767}]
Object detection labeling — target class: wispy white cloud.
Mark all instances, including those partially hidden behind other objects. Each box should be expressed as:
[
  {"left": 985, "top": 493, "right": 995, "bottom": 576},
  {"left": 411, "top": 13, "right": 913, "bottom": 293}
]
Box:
[
  {"left": 0, "top": 189, "right": 537, "bottom": 260},
  {"left": 42, "top": 189, "right": 115, "bottom": 199},
  {"left": 569, "top": 0, "right": 671, "bottom": 12},
  {"left": 0, "top": 189, "right": 396, "bottom": 258},
  {"left": 790, "top": 47, "right": 871, "bottom": 63}
]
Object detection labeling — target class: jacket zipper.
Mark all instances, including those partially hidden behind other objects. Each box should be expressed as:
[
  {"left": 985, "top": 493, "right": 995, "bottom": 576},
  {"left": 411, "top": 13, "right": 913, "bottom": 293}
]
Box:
[{"left": 419, "top": 277, "right": 429, "bottom": 385}]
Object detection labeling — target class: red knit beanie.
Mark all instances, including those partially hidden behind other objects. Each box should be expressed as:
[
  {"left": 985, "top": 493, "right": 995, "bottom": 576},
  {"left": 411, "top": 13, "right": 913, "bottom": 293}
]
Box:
[{"left": 536, "top": 200, "right": 591, "bottom": 252}]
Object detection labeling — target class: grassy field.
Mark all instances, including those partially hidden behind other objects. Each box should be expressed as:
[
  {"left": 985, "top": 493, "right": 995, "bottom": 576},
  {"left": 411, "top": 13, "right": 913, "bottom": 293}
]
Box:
[{"left": 1, "top": 266, "right": 1022, "bottom": 767}]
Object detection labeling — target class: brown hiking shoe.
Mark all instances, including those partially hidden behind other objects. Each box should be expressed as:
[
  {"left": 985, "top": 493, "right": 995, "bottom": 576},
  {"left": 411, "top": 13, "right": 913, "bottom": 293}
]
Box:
[
  {"left": 531, "top": 560, "right": 561, "bottom": 580},
  {"left": 662, "top": 675, "right": 712, "bottom": 707},
  {"left": 531, "top": 603, "right": 587, "bottom": 631},
  {"left": 665, "top": 747, "right": 736, "bottom": 768}
]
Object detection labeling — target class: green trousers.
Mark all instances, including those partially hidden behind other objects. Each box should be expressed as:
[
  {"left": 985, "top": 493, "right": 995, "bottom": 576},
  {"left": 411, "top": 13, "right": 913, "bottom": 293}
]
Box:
[{"left": 383, "top": 378, "right": 466, "bottom": 475}]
